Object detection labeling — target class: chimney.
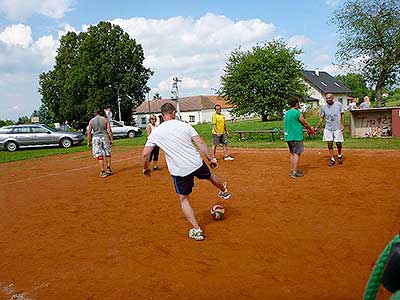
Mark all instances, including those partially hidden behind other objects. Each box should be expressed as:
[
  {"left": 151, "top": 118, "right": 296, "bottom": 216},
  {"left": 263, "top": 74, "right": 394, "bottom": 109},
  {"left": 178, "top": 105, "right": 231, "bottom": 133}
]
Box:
[{"left": 315, "top": 68, "right": 320, "bottom": 76}]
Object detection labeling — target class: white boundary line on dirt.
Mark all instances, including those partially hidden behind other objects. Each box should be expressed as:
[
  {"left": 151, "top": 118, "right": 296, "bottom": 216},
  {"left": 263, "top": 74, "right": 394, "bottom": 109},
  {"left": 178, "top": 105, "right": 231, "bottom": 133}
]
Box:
[{"left": 0, "top": 157, "right": 136, "bottom": 187}]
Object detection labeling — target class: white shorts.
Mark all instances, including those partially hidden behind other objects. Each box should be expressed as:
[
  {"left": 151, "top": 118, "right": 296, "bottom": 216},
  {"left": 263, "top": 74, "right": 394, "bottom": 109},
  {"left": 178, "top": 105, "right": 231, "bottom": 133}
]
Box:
[
  {"left": 323, "top": 129, "right": 344, "bottom": 143},
  {"left": 92, "top": 136, "right": 111, "bottom": 158}
]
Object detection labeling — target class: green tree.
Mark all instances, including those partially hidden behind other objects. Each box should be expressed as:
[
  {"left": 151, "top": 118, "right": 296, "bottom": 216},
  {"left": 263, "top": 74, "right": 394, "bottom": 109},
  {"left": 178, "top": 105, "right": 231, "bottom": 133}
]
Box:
[
  {"left": 153, "top": 92, "right": 162, "bottom": 100},
  {"left": 219, "top": 40, "right": 306, "bottom": 121},
  {"left": 332, "top": 0, "right": 400, "bottom": 107},
  {"left": 17, "top": 116, "right": 30, "bottom": 124},
  {"left": 31, "top": 104, "right": 55, "bottom": 124},
  {"left": 0, "top": 119, "right": 15, "bottom": 127},
  {"left": 39, "top": 21, "right": 153, "bottom": 128},
  {"left": 335, "top": 73, "right": 373, "bottom": 100}
]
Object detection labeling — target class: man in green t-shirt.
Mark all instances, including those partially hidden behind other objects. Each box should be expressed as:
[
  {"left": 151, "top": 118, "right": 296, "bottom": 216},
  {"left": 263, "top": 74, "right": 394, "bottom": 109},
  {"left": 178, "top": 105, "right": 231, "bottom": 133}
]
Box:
[{"left": 284, "top": 98, "right": 313, "bottom": 178}]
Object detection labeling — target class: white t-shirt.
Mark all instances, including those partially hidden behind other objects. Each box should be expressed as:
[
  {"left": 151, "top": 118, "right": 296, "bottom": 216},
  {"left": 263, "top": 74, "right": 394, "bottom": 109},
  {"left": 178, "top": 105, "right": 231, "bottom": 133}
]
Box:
[{"left": 145, "top": 119, "right": 203, "bottom": 176}]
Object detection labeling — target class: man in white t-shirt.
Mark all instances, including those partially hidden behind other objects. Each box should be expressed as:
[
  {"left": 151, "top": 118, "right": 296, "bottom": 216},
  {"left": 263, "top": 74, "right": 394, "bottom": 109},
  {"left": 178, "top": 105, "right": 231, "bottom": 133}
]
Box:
[{"left": 141, "top": 103, "right": 231, "bottom": 241}]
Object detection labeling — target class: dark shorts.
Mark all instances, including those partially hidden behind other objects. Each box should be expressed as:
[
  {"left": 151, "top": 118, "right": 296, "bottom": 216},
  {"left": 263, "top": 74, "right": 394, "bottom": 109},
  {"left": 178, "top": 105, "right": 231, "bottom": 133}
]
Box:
[
  {"left": 287, "top": 141, "right": 304, "bottom": 155},
  {"left": 212, "top": 134, "right": 228, "bottom": 145},
  {"left": 171, "top": 161, "right": 211, "bottom": 195}
]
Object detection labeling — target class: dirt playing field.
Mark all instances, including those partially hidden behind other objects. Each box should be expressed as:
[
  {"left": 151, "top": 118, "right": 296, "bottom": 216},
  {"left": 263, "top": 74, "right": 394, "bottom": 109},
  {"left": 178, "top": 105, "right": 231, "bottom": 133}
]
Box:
[{"left": 1, "top": 148, "right": 399, "bottom": 300}]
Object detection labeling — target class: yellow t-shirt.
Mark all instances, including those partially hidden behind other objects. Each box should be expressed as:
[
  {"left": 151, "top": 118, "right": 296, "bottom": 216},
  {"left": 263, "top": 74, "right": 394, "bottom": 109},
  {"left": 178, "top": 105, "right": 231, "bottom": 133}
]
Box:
[{"left": 212, "top": 113, "right": 225, "bottom": 134}]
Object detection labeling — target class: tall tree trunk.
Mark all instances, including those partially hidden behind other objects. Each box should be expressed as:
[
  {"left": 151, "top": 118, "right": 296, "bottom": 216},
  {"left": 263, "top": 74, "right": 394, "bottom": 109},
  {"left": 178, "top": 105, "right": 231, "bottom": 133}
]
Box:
[{"left": 375, "top": 83, "right": 383, "bottom": 107}]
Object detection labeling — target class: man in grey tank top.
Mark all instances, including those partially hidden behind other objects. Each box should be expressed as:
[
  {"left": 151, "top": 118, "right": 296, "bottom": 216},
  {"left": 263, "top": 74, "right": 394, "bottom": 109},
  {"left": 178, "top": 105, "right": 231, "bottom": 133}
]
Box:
[
  {"left": 87, "top": 108, "right": 114, "bottom": 177},
  {"left": 315, "top": 93, "right": 345, "bottom": 166}
]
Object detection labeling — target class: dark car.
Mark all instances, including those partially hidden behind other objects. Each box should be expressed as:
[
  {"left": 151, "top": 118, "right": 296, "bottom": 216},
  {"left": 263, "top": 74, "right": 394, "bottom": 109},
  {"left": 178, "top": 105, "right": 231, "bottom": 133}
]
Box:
[{"left": 0, "top": 124, "right": 84, "bottom": 152}]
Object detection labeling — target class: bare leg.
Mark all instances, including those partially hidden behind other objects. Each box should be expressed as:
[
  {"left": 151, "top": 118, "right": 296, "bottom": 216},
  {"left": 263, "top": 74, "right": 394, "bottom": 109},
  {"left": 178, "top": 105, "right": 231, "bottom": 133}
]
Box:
[
  {"left": 105, "top": 156, "right": 111, "bottom": 169},
  {"left": 293, "top": 154, "right": 300, "bottom": 172},
  {"left": 223, "top": 143, "right": 228, "bottom": 157},
  {"left": 178, "top": 194, "right": 200, "bottom": 229},
  {"left": 97, "top": 158, "right": 105, "bottom": 171},
  {"left": 328, "top": 142, "right": 334, "bottom": 160},
  {"left": 208, "top": 173, "right": 226, "bottom": 192},
  {"left": 212, "top": 144, "right": 217, "bottom": 158}
]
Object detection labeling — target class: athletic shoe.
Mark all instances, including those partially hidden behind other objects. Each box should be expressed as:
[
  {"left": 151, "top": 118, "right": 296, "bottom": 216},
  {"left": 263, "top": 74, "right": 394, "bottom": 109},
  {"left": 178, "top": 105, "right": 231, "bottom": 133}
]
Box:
[
  {"left": 152, "top": 166, "right": 159, "bottom": 171},
  {"left": 218, "top": 182, "right": 231, "bottom": 200},
  {"left": 188, "top": 228, "right": 205, "bottom": 241},
  {"left": 100, "top": 170, "right": 108, "bottom": 177},
  {"left": 224, "top": 155, "right": 234, "bottom": 161},
  {"left": 338, "top": 156, "right": 343, "bottom": 165},
  {"left": 328, "top": 159, "right": 336, "bottom": 166},
  {"left": 106, "top": 167, "right": 113, "bottom": 175},
  {"left": 289, "top": 170, "right": 304, "bottom": 178}
]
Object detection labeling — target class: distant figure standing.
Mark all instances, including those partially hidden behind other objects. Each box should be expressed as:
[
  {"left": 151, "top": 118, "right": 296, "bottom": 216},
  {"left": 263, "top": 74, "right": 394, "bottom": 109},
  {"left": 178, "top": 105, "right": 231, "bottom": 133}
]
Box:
[
  {"left": 87, "top": 108, "right": 114, "bottom": 177},
  {"left": 284, "top": 98, "right": 313, "bottom": 178},
  {"left": 315, "top": 93, "right": 345, "bottom": 166},
  {"left": 359, "top": 96, "right": 371, "bottom": 109},
  {"left": 146, "top": 115, "right": 160, "bottom": 171},
  {"left": 347, "top": 98, "right": 358, "bottom": 110},
  {"left": 212, "top": 104, "right": 234, "bottom": 161},
  {"left": 142, "top": 103, "right": 231, "bottom": 241},
  {"left": 104, "top": 105, "right": 113, "bottom": 121}
]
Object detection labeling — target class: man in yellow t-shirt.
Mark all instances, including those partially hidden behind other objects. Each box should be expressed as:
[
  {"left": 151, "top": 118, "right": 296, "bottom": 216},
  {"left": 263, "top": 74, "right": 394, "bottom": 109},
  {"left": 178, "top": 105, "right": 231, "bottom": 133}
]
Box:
[{"left": 212, "top": 104, "right": 234, "bottom": 161}]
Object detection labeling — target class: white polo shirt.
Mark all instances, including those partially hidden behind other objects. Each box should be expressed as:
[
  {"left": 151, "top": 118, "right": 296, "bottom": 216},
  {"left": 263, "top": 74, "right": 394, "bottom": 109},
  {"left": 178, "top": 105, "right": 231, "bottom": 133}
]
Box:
[{"left": 145, "top": 119, "right": 203, "bottom": 176}]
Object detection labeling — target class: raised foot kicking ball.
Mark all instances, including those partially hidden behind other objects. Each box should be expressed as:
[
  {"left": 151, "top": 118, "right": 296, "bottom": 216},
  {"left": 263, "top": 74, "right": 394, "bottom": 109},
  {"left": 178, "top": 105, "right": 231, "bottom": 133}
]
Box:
[{"left": 211, "top": 204, "right": 225, "bottom": 220}]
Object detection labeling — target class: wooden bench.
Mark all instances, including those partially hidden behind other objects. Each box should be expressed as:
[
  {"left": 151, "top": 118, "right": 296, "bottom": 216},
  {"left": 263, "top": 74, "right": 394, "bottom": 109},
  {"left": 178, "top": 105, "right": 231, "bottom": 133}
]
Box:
[{"left": 233, "top": 128, "right": 282, "bottom": 141}]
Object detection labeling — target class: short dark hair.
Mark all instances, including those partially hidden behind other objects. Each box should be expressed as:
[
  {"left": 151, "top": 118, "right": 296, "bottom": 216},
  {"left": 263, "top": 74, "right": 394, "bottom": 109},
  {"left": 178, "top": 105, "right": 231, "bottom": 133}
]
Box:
[
  {"left": 161, "top": 103, "right": 176, "bottom": 116},
  {"left": 94, "top": 108, "right": 102, "bottom": 115},
  {"left": 288, "top": 98, "right": 299, "bottom": 108},
  {"left": 214, "top": 104, "right": 221, "bottom": 110}
]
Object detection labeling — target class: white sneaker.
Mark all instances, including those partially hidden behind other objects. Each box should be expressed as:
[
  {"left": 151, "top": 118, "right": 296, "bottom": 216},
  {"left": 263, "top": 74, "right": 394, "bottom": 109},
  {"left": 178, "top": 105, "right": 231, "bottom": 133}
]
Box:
[
  {"left": 224, "top": 155, "right": 234, "bottom": 161},
  {"left": 188, "top": 228, "right": 205, "bottom": 241},
  {"left": 218, "top": 182, "right": 231, "bottom": 200}
]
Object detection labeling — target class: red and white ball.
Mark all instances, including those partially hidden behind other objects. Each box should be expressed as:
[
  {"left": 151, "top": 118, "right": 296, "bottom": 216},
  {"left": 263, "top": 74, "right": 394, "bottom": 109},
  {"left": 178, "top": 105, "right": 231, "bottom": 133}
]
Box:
[{"left": 210, "top": 204, "right": 225, "bottom": 220}]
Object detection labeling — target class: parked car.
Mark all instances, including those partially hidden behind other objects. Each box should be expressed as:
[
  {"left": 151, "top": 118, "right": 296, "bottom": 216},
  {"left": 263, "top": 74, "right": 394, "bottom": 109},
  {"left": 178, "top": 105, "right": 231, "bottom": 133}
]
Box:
[
  {"left": 0, "top": 124, "right": 84, "bottom": 152},
  {"left": 109, "top": 120, "right": 142, "bottom": 138}
]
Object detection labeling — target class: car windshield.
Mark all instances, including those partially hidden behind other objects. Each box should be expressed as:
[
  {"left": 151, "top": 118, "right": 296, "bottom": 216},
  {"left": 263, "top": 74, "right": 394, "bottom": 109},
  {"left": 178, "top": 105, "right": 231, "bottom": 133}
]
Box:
[{"left": 41, "top": 124, "right": 58, "bottom": 132}]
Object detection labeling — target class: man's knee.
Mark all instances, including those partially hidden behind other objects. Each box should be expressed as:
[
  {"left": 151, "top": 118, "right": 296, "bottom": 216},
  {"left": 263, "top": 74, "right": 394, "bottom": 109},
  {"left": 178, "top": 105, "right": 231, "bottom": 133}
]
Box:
[{"left": 327, "top": 141, "right": 334, "bottom": 149}]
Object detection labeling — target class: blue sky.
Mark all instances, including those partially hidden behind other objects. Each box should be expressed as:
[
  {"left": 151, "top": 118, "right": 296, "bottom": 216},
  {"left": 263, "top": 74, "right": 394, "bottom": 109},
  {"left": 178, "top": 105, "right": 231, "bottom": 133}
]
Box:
[{"left": 0, "top": 0, "right": 343, "bottom": 120}]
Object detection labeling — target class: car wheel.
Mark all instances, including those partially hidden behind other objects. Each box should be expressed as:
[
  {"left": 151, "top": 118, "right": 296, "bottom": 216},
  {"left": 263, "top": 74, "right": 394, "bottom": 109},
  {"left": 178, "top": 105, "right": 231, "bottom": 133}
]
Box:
[
  {"left": 127, "top": 131, "right": 136, "bottom": 138},
  {"left": 60, "top": 137, "right": 73, "bottom": 148},
  {"left": 5, "top": 141, "right": 18, "bottom": 152}
]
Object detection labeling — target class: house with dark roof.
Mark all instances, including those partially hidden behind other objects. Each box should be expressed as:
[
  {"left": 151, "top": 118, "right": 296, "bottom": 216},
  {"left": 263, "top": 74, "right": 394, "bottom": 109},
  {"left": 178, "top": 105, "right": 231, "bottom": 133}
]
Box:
[
  {"left": 133, "top": 95, "right": 234, "bottom": 128},
  {"left": 303, "top": 70, "right": 352, "bottom": 108}
]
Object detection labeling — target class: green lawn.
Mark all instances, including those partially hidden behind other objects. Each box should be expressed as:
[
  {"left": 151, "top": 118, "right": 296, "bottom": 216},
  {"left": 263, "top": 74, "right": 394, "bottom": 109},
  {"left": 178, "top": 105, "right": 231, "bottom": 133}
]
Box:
[{"left": 1, "top": 113, "right": 399, "bottom": 163}]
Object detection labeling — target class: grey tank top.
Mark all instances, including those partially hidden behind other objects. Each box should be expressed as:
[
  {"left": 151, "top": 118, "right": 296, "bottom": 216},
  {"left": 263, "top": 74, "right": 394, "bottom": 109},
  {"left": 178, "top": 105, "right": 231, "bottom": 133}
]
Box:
[{"left": 91, "top": 115, "right": 108, "bottom": 137}]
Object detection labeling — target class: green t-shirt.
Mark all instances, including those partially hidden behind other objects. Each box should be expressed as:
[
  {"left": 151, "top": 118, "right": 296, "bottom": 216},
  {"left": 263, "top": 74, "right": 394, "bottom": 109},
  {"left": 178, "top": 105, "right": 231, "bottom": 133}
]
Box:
[{"left": 284, "top": 109, "right": 303, "bottom": 141}]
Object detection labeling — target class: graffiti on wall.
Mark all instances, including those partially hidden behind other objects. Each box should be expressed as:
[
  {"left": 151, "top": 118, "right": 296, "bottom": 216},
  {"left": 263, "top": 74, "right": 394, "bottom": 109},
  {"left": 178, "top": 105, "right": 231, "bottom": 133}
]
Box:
[{"left": 356, "top": 115, "right": 392, "bottom": 137}]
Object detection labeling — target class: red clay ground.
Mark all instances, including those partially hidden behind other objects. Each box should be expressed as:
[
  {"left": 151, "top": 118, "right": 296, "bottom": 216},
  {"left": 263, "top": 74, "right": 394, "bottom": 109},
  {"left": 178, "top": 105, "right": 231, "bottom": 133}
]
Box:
[{"left": 0, "top": 148, "right": 399, "bottom": 300}]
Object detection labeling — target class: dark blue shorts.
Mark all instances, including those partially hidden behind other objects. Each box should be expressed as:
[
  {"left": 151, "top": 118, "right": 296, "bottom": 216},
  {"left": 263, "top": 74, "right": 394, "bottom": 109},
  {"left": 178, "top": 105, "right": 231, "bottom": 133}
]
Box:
[{"left": 171, "top": 161, "right": 211, "bottom": 195}]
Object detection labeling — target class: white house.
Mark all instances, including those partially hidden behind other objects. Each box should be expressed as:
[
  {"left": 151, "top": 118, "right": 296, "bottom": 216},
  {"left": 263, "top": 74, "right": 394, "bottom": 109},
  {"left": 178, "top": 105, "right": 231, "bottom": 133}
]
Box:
[
  {"left": 133, "top": 95, "right": 235, "bottom": 128},
  {"left": 303, "top": 70, "right": 352, "bottom": 109}
]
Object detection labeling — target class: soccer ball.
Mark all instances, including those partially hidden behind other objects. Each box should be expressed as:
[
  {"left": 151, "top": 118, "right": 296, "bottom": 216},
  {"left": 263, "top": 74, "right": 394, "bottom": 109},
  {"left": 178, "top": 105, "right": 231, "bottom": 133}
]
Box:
[{"left": 210, "top": 204, "right": 225, "bottom": 220}]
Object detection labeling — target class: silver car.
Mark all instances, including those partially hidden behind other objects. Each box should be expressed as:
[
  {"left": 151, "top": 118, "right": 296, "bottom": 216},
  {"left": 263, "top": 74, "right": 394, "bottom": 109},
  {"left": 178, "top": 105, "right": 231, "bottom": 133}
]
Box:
[
  {"left": 109, "top": 120, "right": 142, "bottom": 138},
  {"left": 0, "top": 124, "right": 84, "bottom": 152}
]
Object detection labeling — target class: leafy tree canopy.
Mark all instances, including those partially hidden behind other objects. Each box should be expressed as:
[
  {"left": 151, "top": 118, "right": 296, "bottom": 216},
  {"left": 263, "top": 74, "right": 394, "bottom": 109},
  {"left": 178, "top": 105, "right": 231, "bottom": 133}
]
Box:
[
  {"left": 335, "top": 73, "right": 373, "bottom": 100},
  {"left": 219, "top": 40, "right": 306, "bottom": 121},
  {"left": 31, "top": 104, "right": 55, "bottom": 124},
  {"left": 39, "top": 21, "right": 153, "bottom": 129},
  {"left": 332, "top": 0, "right": 400, "bottom": 107}
]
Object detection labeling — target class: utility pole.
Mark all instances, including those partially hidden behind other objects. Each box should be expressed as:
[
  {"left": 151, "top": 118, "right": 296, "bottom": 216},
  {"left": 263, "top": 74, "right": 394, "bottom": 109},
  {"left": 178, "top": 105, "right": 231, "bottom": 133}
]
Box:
[
  {"left": 117, "top": 86, "right": 122, "bottom": 122},
  {"left": 172, "top": 77, "right": 182, "bottom": 120}
]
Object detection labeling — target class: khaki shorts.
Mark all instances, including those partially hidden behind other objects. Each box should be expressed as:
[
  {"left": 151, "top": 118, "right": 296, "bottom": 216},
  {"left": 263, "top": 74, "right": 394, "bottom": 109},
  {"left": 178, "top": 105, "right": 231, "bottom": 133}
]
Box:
[{"left": 92, "top": 135, "right": 111, "bottom": 158}]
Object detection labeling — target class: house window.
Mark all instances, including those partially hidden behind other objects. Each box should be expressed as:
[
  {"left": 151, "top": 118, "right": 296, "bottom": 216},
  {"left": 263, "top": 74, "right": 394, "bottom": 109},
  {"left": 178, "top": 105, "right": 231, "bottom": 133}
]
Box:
[
  {"left": 141, "top": 117, "right": 146, "bottom": 125},
  {"left": 189, "top": 115, "right": 195, "bottom": 123}
]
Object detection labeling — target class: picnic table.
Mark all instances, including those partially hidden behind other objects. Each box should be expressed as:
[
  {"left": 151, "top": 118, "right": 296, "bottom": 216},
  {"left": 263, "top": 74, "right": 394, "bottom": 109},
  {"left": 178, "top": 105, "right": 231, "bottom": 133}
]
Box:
[{"left": 233, "top": 128, "right": 282, "bottom": 141}]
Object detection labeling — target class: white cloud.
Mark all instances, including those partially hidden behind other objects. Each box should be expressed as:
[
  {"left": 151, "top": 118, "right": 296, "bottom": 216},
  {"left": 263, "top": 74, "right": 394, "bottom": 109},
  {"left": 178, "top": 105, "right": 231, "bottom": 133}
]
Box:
[
  {"left": 322, "top": 64, "right": 343, "bottom": 75},
  {"left": 0, "top": 24, "right": 32, "bottom": 48},
  {"left": 314, "top": 54, "right": 332, "bottom": 64},
  {"left": 326, "top": 0, "right": 342, "bottom": 8},
  {"left": 0, "top": 0, "right": 74, "bottom": 20},
  {"left": 58, "top": 24, "right": 77, "bottom": 39},
  {"left": 287, "top": 35, "right": 313, "bottom": 49}
]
